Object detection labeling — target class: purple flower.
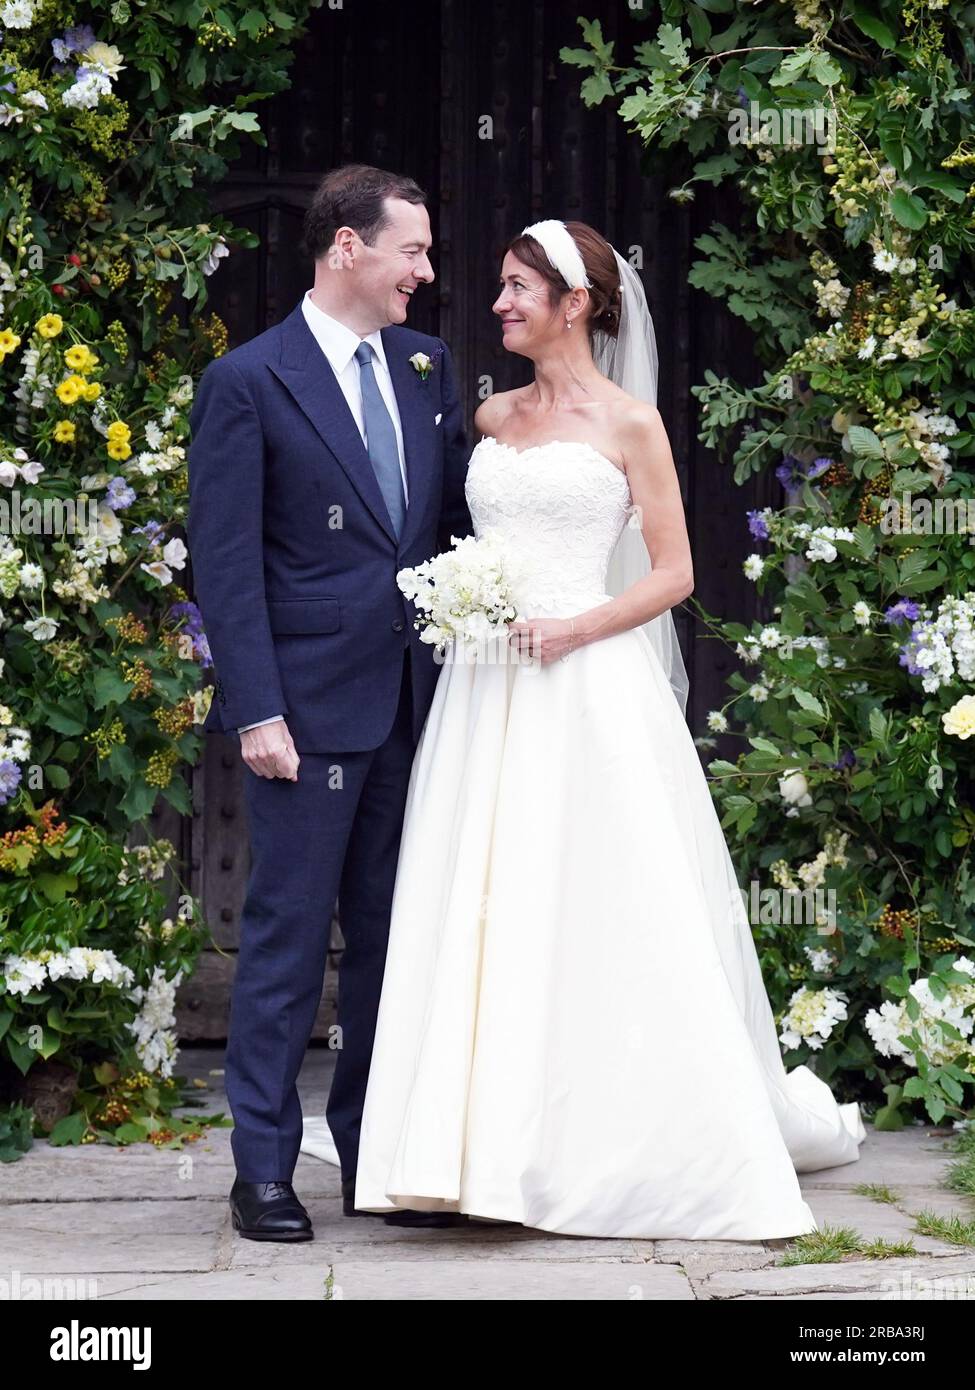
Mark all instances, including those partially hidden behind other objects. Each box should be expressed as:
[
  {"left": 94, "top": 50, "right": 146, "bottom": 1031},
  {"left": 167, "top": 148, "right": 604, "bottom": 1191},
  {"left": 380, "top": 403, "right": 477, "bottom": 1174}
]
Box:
[
  {"left": 776, "top": 455, "right": 804, "bottom": 493},
  {"left": 898, "top": 620, "right": 928, "bottom": 676},
  {"left": 0, "top": 758, "right": 21, "bottom": 806},
  {"left": 193, "top": 633, "right": 213, "bottom": 669},
  {"left": 105, "top": 476, "right": 136, "bottom": 511},
  {"left": 133, "top": 520, "right": 164, "bottom": 545},
  {"left": 831, "top": 748, "right": 857, "bottom": 772},
  {"left": 886, "top": 599, "right": 921, "bottom": 626},
  {"left": 167, "top": 599, "right": 204, "bottom": 635},
  {"left": 63, "top": 24, "right": 97, "bottom": 54},
  {"left": 51, "top": 37, "right": 71, "bottom": 61},
  {"left": 776, "top": 455, "right": 833, "bottom": 495},
  {"left": 167, "top": 601, "right": 211, "bottom": 666},
  {"left": 747, "top": 508, "right": 770, "bottom": 542}
]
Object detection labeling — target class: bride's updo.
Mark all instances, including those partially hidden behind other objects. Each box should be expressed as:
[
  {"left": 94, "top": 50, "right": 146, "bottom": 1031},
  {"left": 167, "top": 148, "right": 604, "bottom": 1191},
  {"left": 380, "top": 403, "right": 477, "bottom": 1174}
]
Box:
[{"left": 504, "top": 221, "right": 622, "bottom": 339}]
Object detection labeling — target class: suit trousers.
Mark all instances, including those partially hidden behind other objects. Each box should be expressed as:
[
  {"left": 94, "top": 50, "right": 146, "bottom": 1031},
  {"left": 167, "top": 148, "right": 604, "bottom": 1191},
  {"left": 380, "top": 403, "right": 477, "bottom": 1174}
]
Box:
[{"left": 224, "top": 647, "right": 416, "bottom": 1183}]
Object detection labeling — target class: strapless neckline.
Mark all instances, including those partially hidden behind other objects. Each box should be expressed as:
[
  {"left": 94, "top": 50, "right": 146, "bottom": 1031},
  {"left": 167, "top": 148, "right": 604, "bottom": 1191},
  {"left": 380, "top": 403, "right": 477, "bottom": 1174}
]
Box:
[{"left": 476, "top": 435, "right": 628, "bottom": 486}]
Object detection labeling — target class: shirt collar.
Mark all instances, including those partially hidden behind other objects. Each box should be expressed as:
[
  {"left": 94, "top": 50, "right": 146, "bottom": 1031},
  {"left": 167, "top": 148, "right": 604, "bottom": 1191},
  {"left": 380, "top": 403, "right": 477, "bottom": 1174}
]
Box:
[{"left": 301, "top": 290, "right": 388, "bottom": 374}]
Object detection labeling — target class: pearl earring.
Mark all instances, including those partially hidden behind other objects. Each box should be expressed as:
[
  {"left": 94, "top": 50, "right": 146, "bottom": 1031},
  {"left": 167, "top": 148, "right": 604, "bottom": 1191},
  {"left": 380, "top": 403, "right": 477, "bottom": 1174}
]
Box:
[{"left": 565, "top": 315, "right": 573, "bottom": 329}]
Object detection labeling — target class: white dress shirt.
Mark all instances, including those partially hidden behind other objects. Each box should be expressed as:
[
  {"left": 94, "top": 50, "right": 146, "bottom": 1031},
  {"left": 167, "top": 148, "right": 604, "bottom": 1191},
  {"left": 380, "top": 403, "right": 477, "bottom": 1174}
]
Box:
[{"left": 238, "top": 292, "right": 408, "bottom": 734}]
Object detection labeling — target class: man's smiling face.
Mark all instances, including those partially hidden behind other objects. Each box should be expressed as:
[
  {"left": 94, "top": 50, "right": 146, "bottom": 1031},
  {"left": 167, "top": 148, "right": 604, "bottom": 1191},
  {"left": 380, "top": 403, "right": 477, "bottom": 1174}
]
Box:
[{"left": 353, "top": 197, "right": 434, "bottom": 330}]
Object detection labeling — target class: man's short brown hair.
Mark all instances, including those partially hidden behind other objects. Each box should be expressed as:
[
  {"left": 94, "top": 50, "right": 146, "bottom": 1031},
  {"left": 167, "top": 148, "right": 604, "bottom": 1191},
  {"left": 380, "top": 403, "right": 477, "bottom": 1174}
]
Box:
[{"left": 301, "top": 164, "right": 427, "bottom": 260}]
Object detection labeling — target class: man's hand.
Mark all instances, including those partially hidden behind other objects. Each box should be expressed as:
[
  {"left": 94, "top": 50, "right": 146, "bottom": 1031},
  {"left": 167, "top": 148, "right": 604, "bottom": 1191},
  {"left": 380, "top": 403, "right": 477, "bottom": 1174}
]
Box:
[{"left": 240, "top": 720, "right": 300, "bottom": 781}]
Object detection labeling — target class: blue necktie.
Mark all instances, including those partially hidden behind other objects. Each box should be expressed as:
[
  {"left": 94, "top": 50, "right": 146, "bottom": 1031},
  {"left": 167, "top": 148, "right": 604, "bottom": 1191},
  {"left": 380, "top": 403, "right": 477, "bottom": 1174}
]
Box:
[{"left": 354, "top": 341, "right": 406, "bottom": 539}]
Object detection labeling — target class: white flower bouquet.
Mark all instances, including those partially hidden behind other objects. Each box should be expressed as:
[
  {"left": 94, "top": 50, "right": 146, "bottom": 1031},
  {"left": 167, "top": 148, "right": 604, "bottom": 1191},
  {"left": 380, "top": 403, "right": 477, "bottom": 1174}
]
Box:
[{"left": 396, "top": 532, "right": 517, "bottom": 651}]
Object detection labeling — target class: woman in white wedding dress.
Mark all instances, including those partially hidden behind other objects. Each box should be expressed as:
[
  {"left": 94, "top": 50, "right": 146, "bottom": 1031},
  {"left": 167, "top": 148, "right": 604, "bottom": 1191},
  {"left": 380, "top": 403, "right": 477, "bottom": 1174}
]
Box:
[{"left": 352, "top": 219, "right": 865, "bottom": 1239}]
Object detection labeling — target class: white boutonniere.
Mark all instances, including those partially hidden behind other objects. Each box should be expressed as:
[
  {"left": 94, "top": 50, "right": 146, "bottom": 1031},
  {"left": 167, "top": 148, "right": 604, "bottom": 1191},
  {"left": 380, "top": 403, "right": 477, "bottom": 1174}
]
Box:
[{"left": 409, "top": 349, "right": 440, "bottom": 381}]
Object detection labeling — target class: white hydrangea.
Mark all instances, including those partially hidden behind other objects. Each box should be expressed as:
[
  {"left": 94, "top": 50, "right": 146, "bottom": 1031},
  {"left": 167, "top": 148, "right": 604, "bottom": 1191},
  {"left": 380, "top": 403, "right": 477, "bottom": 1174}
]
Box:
[
  {"left": 743, "top": 554, "right": 765, "bottom": 581},
  {"left": 5, "top": 947, "right": 134, "bottom": 995},
  {"left": 127, "top": 966, "right": 183, "bottom": 1078},
  {"left": 865, "top": 958, "right": 975, "bottom": 1068},
  {"left": 779, "top": 986, "right": 849, "bottom": 1051},
  {"left": 805, "top": 526, "right": 855, "bottom": 563},
  {"left": 804, "top": 945, "right": 836, "bottom": 974},
  {"left": 903, "top": 592, "right": 975, "bottom": 693}
]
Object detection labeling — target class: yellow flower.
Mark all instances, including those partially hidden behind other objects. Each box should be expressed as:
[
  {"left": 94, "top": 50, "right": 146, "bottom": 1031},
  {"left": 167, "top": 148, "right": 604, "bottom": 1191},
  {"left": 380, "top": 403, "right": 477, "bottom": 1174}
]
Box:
[
  {"left": 83, "top": 382, "right": 101, "bottom": 401},
  {"left": 106, "top": 420, "right": 131, "bottom": 442},
  {"left": 54, "top": 421, "right": 77, "bottom": 444},
  {"left": 55, "top": 374, "right": 87, "bottom": 405},
  {"left": 36, "top": 314, "right": 64, "bottom": 339},
  {"left": 943, "top": 695, "right": 975, "bottom": 740},
  {"left": 64, "top": 344, "right": 99, "bottom": 374},
  {"left": 0, "top": 329, "right": 21, "bottom": 354},
  {"left": 107, "top": 440, "right": 132, "bottom": 461}
]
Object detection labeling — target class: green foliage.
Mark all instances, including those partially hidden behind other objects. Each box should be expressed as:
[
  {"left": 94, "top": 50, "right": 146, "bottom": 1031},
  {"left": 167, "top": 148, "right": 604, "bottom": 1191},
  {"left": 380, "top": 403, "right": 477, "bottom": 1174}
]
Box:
[
  {"left": 565, "top": 1, "right": 975, "bottom": 1121},
  {"left": 0, "top": 0, "right": 320, "bottom": 1144}
]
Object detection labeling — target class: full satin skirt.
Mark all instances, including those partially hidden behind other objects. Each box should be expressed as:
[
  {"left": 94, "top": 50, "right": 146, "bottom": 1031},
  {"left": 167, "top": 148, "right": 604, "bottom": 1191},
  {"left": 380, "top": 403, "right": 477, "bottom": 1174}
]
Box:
[{"left": 354, "top": 622, "right": 865, "bottom": 1239}]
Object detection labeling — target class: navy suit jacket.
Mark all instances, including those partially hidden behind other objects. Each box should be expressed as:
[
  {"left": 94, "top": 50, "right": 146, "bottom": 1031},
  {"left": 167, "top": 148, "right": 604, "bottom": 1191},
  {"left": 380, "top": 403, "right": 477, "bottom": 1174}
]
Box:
[{"left": 186, "top": 300, "right": 472, "bottom": 753}]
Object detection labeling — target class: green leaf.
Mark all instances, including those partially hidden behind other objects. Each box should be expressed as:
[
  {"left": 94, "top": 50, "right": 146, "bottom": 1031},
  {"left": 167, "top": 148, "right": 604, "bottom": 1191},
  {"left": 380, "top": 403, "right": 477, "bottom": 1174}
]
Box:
[
  {"left": 848, "top": 10, "right": 897, "bottom": 49},
  {"left": 769, "top": 50, "right": 813, "bottom": 88},
  {"left": 793, "top": 689, "right": 825, "bottom": 719},
  {"left": 33, "top": 873, "right": 78, "bottom": 904},
  {"left": 37, "top": 700, "right": 85, "bottom": 736},
  {"left": 48, "top": 1112, "right": 87, "bottom": 1146},
  {"left": 890, "top": 188, "right": 928, "bottom": 230},
  {"left": 847, "top": 425, "right": 885, "bottom": 459}
]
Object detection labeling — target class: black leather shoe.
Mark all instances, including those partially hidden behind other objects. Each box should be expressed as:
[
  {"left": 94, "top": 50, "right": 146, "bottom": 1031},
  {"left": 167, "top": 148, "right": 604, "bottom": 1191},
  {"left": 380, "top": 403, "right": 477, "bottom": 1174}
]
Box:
[
  {"left": 229, "top": 1177, "right": 313, "bottom": 1241},
  {"left": 384, "top": 1207, "right": 471, "bottom": 1228},
  {"left": 342, "top": 1175, "right": 385, "bottom": 1218}
]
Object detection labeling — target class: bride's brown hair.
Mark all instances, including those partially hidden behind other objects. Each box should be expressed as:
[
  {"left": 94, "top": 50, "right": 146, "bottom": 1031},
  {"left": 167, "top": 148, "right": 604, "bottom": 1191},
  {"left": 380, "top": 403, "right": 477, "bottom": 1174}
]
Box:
[{"left": 503, "top": 221, "right": 622, "bottom": 339}]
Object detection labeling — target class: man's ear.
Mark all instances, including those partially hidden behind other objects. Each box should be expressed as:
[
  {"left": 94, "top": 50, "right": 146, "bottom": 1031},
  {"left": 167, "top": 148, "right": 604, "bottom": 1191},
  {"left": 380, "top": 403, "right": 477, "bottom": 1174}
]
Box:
[{"left": 330, "top": 226, "right": 358, "bottom": 271}]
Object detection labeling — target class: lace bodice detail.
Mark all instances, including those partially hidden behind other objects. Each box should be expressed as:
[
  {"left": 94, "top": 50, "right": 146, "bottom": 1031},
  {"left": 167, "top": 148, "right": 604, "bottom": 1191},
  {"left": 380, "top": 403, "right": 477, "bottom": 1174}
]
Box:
[{"left": 465, "top": 437, "right": 632, "bottom": 615}]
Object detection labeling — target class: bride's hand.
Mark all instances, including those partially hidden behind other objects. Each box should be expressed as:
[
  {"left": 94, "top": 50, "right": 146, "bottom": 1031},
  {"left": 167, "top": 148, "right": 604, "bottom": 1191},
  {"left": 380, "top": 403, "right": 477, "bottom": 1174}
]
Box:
[{"left": 508, "top": 617, "right": 577, "bottom": 665}]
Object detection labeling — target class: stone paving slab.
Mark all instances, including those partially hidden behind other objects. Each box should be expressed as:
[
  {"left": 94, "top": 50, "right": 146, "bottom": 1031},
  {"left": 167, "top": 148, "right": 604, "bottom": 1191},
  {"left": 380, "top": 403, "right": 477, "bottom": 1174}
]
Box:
[
  {"left": 695, "top": 1253, "right": 975, "bottom": 1301},
  {"left": 1, "top": 1047, "right": 969, "bottom": 1300},
  {"left": 325, "top": 1259, "right": 693, "bottom": 1300}
]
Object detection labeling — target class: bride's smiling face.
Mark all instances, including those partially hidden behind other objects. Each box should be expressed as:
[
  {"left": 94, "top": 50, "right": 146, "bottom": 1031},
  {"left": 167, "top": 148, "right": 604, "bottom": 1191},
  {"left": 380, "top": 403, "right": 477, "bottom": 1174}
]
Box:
[{"left": 493, "top": 252, "right": 563, "bottom": 353}]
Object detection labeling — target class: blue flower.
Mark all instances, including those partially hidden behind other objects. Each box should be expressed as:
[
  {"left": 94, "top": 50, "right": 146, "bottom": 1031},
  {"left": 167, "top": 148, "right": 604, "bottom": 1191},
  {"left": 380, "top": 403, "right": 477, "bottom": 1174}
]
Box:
[
  {"left": 885, "top": 599, "right": 921, "bottom": 626},
  {"left": 0, "top": 758, "right": 21, "bottom": 806},
  {"left": 134, "top": 520, "right": 164, "bottom": 545},
  {"left": 193, "top": 633, "right": 213, "bottom": 669},
  {"left": 776, "top": 455, "right": 803, "bottom": 492},
  {"left": 747, "top": 508, "right": 770, "bottom": 541},
  {"left": 105, "top": 476, "right": 136, "bottom": 511},
  {"left": 167, "top": 599, "right": 204, "bottom": 635},
  {"left": 63, "top": 24, "right": 97, "bottom": 54}
]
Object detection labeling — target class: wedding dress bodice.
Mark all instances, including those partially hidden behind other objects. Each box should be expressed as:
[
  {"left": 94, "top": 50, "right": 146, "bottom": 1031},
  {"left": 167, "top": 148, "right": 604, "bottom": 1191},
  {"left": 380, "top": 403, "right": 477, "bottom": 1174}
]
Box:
[{"left": 465, "top": 436, "right": 631, "bottom": 615}]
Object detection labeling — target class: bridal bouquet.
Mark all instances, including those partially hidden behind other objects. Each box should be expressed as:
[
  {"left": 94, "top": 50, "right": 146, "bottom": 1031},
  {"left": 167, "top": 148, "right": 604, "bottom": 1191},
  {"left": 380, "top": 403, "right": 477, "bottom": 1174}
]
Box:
[{"left": 396, "top": 533, "right": 517, "bottom": 651}]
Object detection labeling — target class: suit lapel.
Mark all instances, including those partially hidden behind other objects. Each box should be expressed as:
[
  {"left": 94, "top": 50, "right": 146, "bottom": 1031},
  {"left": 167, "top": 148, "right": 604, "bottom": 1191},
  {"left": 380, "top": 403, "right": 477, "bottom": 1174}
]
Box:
[
  {"left": 267, "top": 303, "right": 398, "bottom": 544},
  {"left": 382, "top": 328, "right": 438, "bottom": 553}
]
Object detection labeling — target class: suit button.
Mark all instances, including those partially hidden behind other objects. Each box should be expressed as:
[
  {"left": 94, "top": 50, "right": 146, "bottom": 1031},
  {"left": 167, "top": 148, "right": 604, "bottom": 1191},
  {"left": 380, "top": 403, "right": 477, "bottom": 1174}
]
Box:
[{"left": 392, "top": 619, "right": 405, "bottom": 633}]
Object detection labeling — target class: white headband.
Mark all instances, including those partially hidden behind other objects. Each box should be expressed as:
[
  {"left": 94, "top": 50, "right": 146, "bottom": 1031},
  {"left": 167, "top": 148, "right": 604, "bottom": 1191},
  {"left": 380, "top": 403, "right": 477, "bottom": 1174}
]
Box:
[{"left": 520, "top": 219, "right": 592, "bottom": 291}]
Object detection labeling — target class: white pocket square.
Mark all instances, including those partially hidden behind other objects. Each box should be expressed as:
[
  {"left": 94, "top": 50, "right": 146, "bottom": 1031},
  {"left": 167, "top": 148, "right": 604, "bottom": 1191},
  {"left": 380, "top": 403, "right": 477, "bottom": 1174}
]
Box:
[{"left": 434, "top": 413, "right": 442, "bottom": 425}]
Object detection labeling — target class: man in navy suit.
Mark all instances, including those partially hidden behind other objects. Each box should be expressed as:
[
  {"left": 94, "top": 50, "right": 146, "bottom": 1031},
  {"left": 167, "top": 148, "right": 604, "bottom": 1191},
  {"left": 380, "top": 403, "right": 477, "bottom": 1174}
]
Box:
[{"left": 187, "top": 164, "right": 472, "bottom": 1241}]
